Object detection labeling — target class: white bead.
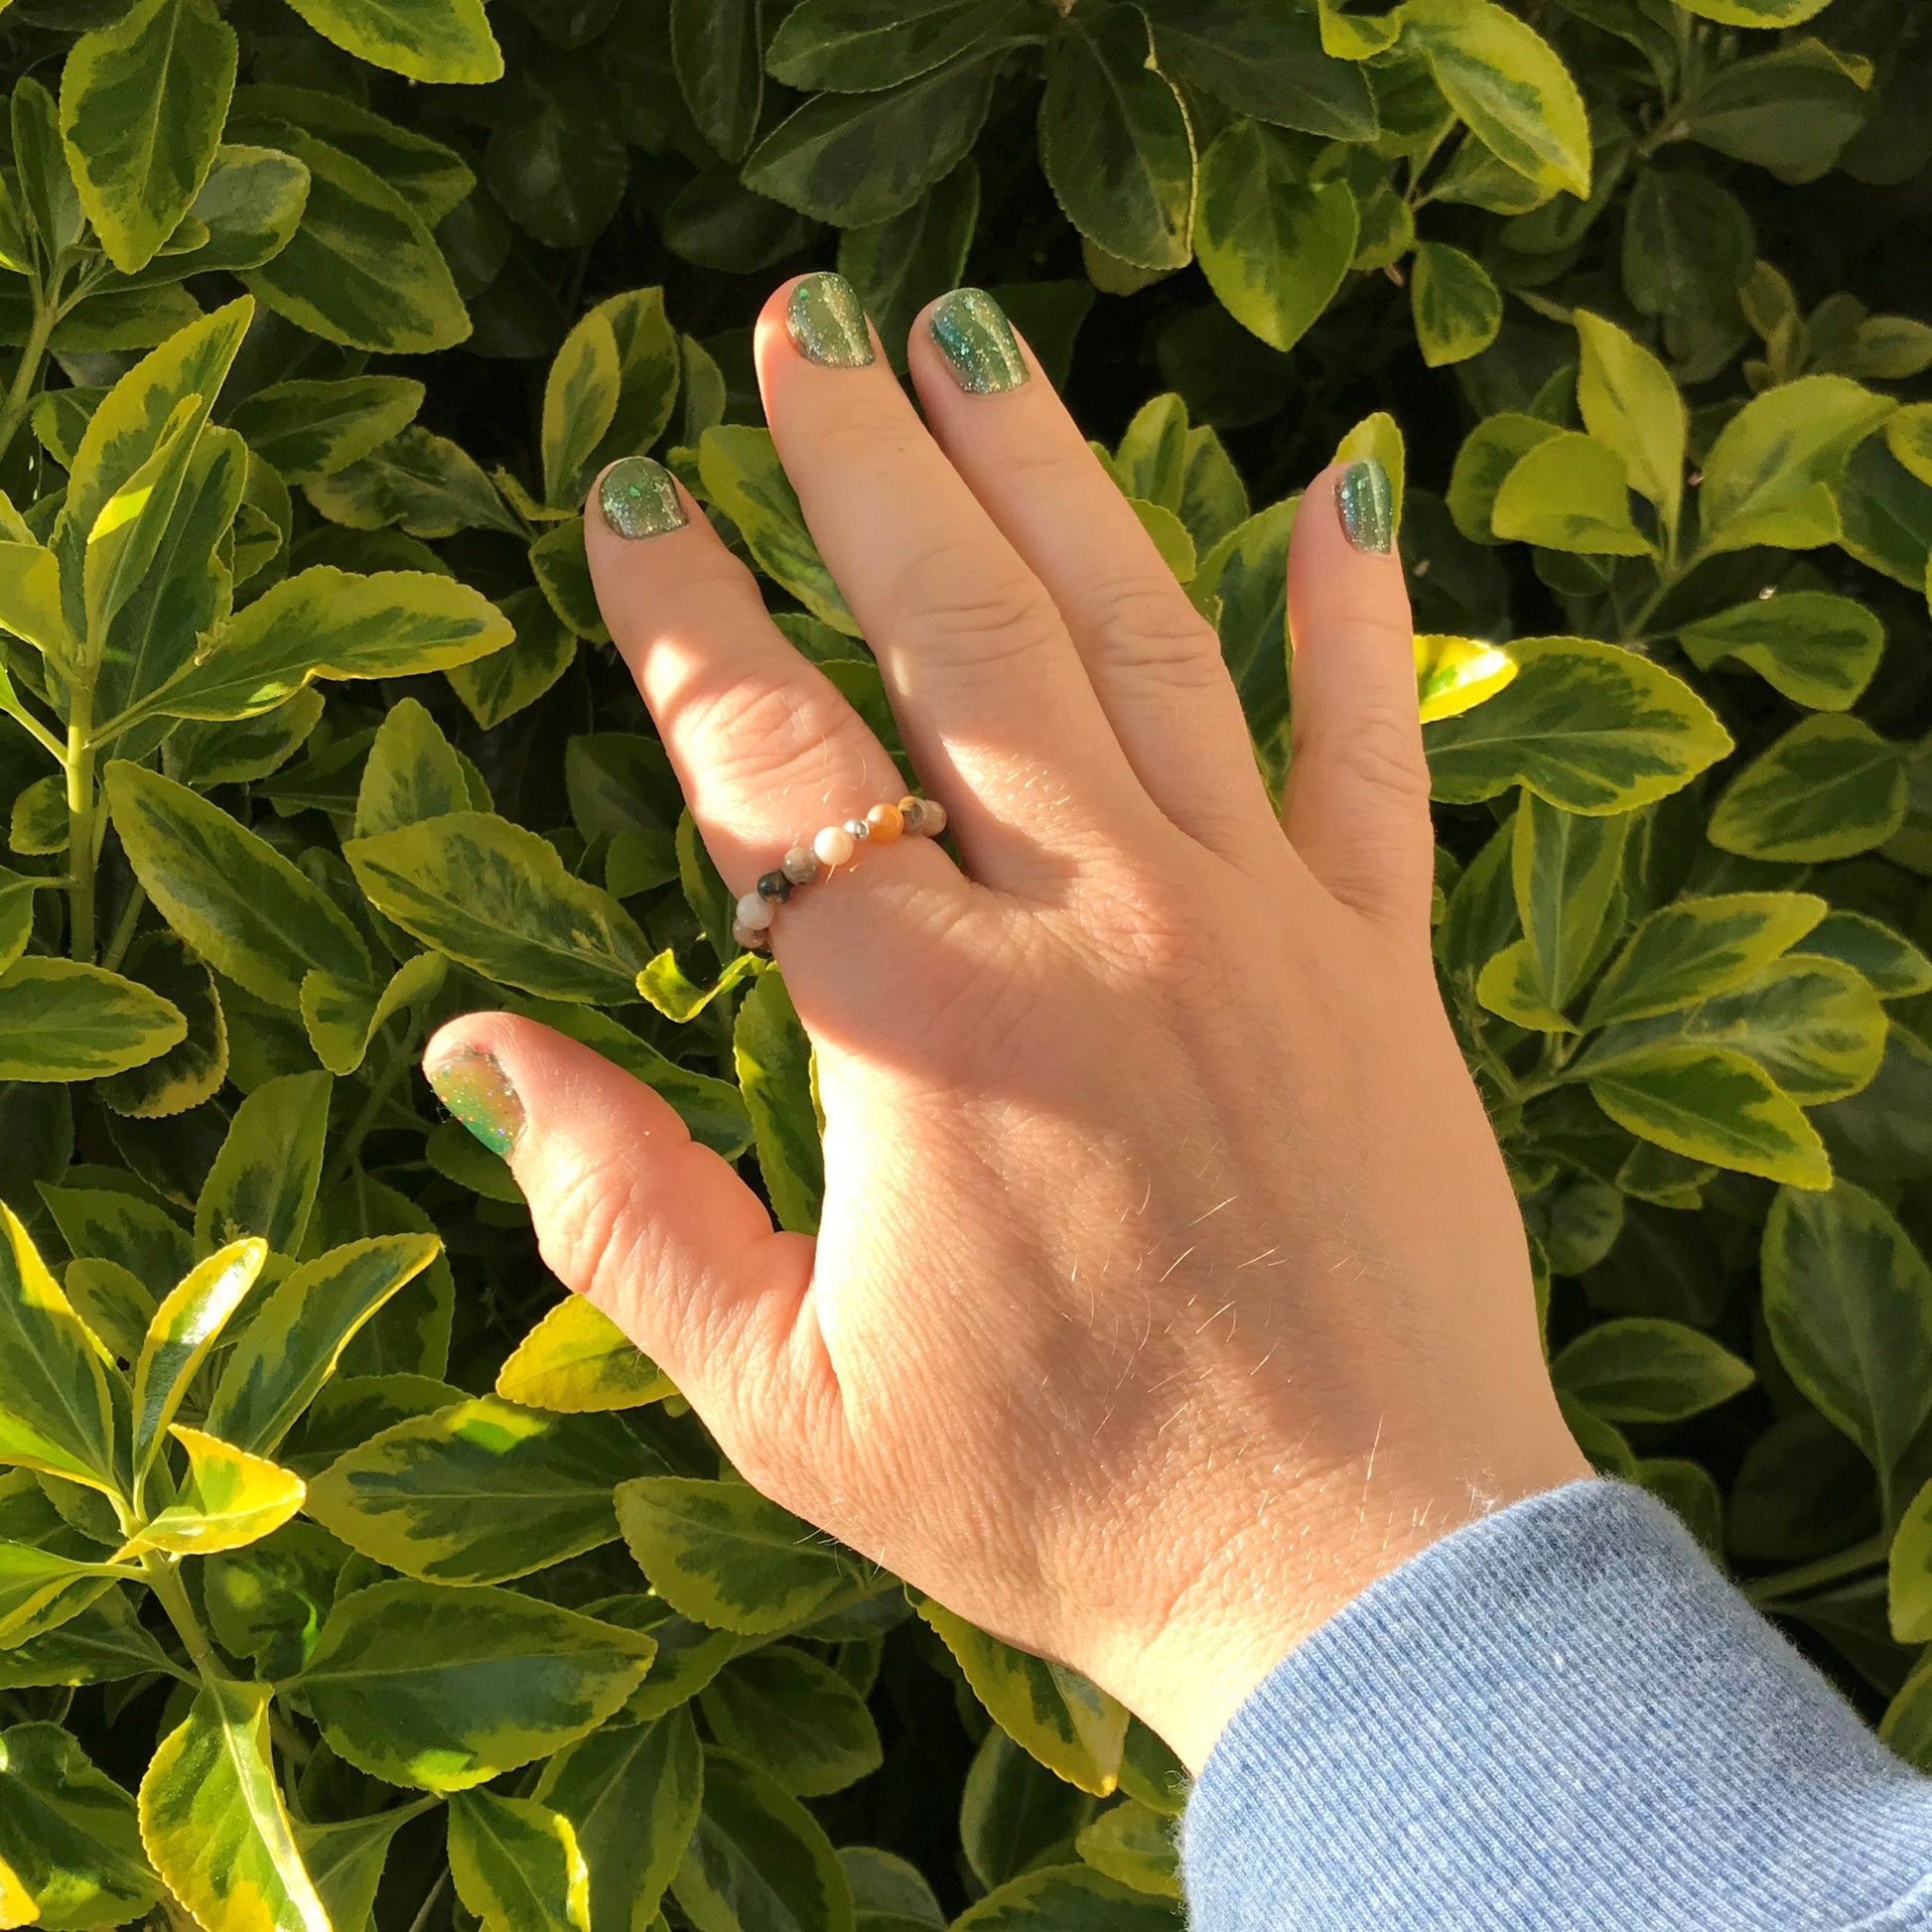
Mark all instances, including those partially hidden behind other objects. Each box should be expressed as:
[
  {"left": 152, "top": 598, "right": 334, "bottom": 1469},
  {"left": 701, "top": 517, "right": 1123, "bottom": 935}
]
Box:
[
  {"left": 735, "top": 892, "right": 775, "bottom": 929},
  {"left": 813, "top": 826, "right": 856, "bottom": 866}
]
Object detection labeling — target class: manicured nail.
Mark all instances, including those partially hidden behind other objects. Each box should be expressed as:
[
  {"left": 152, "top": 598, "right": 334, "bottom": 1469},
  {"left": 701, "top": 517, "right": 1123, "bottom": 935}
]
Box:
[
  {"left": 1335, "top": 458, "right": 1394, "bottom": 555},
  {"left": 427, "top": 1049, "right": 524, "bottom": 1158},
  {"left": 599, "top": 456, "right": 686, "bottom": 540},
  {"left": 928, "top": 287, "right": 1028, "bottom": 395},
  {"left": 786, "top": 271, "right": 874, "bottom": 369}
]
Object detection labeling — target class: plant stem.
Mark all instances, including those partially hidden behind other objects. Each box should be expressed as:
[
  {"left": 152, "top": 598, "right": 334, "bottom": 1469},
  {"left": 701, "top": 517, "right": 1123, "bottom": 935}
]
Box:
[
  {"left": 404, "top": 1869, "right": 450, "bottom": 1932},
  {"left": 65, "top": 687, "right": 95, "bottom": 962},
  {"left": 1743, "top": 1531, "right": 1889, "bottom": 1608},
  {"left": 325, "top": 1013, "right": 425, "bottom": 1191},
  {"left": 0, "top": 295, "right": 56, "bottom": 473},
  {"left": 143, "top": 1555, "right": 222, "bottom": 1682},
  {"left": 100, "top": 882, "right": 145, "bottom": 973}
]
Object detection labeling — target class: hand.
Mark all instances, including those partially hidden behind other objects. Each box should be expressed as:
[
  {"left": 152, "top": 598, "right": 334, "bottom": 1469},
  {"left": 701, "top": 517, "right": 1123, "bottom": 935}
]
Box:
[{"left": 424, "top": 274, "right": 1589, "bottom": 1774}]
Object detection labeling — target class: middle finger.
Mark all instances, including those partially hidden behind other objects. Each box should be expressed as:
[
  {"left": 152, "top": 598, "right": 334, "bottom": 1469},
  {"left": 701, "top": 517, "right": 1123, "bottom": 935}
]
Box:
[{"left": 755, "top": 273, "right": 1164, "bottom": 893}]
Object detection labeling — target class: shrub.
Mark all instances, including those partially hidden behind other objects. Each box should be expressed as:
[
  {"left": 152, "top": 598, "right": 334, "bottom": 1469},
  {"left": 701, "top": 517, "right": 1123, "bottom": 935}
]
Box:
[{"left": 0, "top": 0, "right": 1929, "bottom": 1923}]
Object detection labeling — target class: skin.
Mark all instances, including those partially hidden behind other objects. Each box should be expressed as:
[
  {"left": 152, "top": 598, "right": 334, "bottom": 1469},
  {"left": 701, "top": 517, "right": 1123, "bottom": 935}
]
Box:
[{"left": 425, "top": 276, "right": 1591, "bottom": 1775}]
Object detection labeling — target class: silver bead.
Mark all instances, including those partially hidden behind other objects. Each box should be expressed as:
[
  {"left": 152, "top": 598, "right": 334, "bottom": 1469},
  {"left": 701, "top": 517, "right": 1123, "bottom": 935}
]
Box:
[{"left": 843, "top": 816, "right": 871, "bottom": 841}]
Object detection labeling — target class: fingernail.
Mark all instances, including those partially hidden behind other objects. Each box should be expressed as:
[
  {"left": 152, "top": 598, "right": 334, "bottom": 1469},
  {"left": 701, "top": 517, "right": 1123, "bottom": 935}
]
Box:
[
  {"left": 786, "top": 272, "right": 874, "bottom": 369},
  {"left": 427, "top": 1049, "right": 524, "bottom": 1158},
  {"left": 598, "top": 456, "right": 686, "bottom": 540},
  {"left": 1335, "top": 459, "right": 1394, "bottom": 555},
  {"left": 928, "top": 288, "right": 1028, "bottom": 395}
]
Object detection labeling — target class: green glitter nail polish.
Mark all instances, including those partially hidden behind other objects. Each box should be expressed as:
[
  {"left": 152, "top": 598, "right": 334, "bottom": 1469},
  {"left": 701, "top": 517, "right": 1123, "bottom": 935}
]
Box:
[
  {"left": 428, "top": 1049, "right": 524, "bottom": 1158},
  {"left": 786, "top": 271, "right": 874, "bottom": 368},
  {"left": 1335, "top": 458, "right": 1394, "bottom": 555},
  {"left": 928, "top": 288, "right": 1028, "bottom": 395},
  {"left": 599, "top": 456, "right": 686, "bottom": 540}
]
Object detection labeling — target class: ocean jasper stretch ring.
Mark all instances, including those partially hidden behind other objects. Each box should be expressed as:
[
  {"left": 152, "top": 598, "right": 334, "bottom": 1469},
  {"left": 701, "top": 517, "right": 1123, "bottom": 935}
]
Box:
[{"left": 730, "top": 794, "right": 948, "bottom": 953}]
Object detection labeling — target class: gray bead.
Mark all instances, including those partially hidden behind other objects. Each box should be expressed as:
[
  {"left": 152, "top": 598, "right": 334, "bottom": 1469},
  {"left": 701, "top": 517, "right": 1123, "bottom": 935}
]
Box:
[{"left": 782, "top": 846, "right": 820, "bottom": 884}]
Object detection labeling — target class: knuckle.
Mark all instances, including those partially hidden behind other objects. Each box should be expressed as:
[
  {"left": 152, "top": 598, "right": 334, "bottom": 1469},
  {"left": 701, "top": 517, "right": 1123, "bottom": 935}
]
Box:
[
  {"left": 674, "top": 669, "right": 867, "bottom": 793},
  {"left": 1315, "top": 698, "right": 1431, "bottom": 807},
  {"left": 1083, "top": 577, "right": 1224, "bottom": 691},
  {"left": 884, "top": 538, "right": 1062, "bottom": 670},
  {"left": 535, "top": 1153, "right": 660, "bottom": 1310}
]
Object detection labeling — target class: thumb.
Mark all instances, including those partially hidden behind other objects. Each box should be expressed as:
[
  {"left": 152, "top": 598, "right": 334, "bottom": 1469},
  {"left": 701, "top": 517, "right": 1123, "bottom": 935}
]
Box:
[
  {"left": 422, "top": 1015, "right": 828, "bottom": 1480},
  {"left": 1281, "top": 459, "right": 1434, "bottom": 941}
]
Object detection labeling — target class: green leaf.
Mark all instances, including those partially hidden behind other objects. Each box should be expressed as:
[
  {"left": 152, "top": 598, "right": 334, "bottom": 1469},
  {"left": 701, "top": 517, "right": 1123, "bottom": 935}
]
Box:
[
  {"left": 302, "top": 951, "right": 447, "bottom": 1080},
  {"left": 1447, "top": 412, "right": 1562, "bottom": 543},
  {"left": 0, "top": 1724, "right": 160, "bottom": 1931},
  {"left": 1888, "top": 404, "right": 1932, "bottom": 489},
  {"left": 1883, "top": 1655, "right": 1932, "bottom": 1774},
  {"left": 1676, "top": 0, "right": 1831, "bottom": 24},
  {"left": 744, "top": 56, "right": 998, "bottom": 227},
  {"left": 1708, "top": 714, "right": 1906, "bottom": 864},
  {"left": 345, "top": 810, "right": 649, "bottom": 1004},
  {"left": 1490, "top": 432, "right": 1651, "bottom": 555},
  {"left": 93, "top": 933, "right": 228, "bottom": 1118},
  {"left": 299, "top": 1806, "right": 433, "bottom": 1932},
  {"left": 1194, "top": 120, "right": 1355, "bottom": 353},
  {"left": 139, "top": 1678, "right": 328, "bottom": 1932},
  {"left": 59, "top": 0, "right": 236, "bottom": 276},
  {"left": 448, "top": 1791, "right": 591, "bottom": 1932},
  {"left": 204, "top": 1519, "right": 345, "bottom": 1680},
  {"left": 1890, "top": 1478, "right": 1932, "bottom": 1643},
  {"left": 1040, "top": 9, "right": 1194, "bottom": 271},
  {"left": 673, "top": 0, "right": 762, "bottom": 162},
  {"left": 0, "top": 538, "right": 76, "bottom": 666},
  {"left": 1074, "top": 1801, "right": 1179, "bottom": 1900},
  {"left": 153, "top": 566, "right": 511, "bottom": 722},
  {"left": 673, "top": 1747, "right": 856, "bottom": 1932},
  {"left": 0, "top": 957, "right": 186, "bottom": 1083},
  {"left": 917, "top": 1597, "right": 1128, "bottom": 1795},
  {"left": 0, "top": 1586, "right": 176, "bottom": 1690},
  {"left": 107, "top": 760, "right": 371, "bottom": 1007},
  {"left": 1679, "top": 592, "right": 1882, "bottom": 712},
  {"left": 1584, "top": 892, "right": 1826, "bottom": 1028},
  {"left": 697, "top": 426, "right": 858, "bottom": 634},
  {"left": 534, "top": 1713, "right": 703, "bottom": 1932},
  {"left": 226, "top": 377, "right": 425, "bottom": 488},
  {"left": 768, "top": 0, "right": 1035, "bottom": 92},
  {"left": 1401, "top": 0, "right": 1590, "bottom": 199},
  {"left": 449, "top": 588, "right": 578, "bottom": 732},
  {"left": 37, "top": 1186, "right": 190, "bottom": 1304},
  {"left": 129, "top": 1237, "right": 265, "bottom": 1478},
  {"left": 309, "top": 425, "right": 517, "bottom": 540},
  {"left": 0, "top": 1544, "right": 123, "bottom": 1650},
  {"left": 1587, "top": 954, "right": 1886, "bottom": 1106},
  {"left": 961, "top": 1730, "right": 1089, "bottom": 1891},
  {"left": 1139, "top": 0, "right": 1377, "bottom": 139},
  {"left": 0, "top": 1206, "right": 118, "bottom": 1497},
  {"left": 195, "top": 1069, "right": 333, "bottom": 1258},
  {"left": 135, "top": 1424, "right": 307, "bottom": 1556},
  {"left": 615, "top": 1476, "right": 870, "bottom": 1636},
  {"left": 238, "top": 129, "right": 470, "bottom": 352},
  {"left": 953, "top": 1864, "right": 1179, "bottom": 1932},
  {"left": 1586, "top": 1043, "right": 1830, "bottom": 1188},
  {"left": 496, "top": 1297, "right": 676, "bottom": 1413},
  {"left": 306, "top": 1396, "right": 647, "bottom": 1585},
  {"left": 1415, "top": 634, "right": 1516, "bottom": 724},
  {"left": 699, "top": 1646, "right": 884, "bottom": 1796},
  {"left": 1697, "top": 375, "right": 1894, "bottom": 556},
  {"left": 1511, "top": 792, "right": 1630, "bottom": 1012},
  {"left": 1805, "top": 910, "right": 1932, "bottom": 1001},
  {"left": 543, "top": 310, "right": 621, "bottom": 508},
  {"left": 299, "top": 1581, "right": 657, "bottom": 1793},
  {"left": 1551, "top": 1316, "right": 1753, "bottom": 1423},
  {"left": 281, "top": 0, "right": 502, "bottom": 83},
  {"left": 206, "top": 1234, "right": 443, "bottom": 1455},
  {"left": 1425, "top": 636, "right": 1730, "bottom": 813},
  {"left": 1762, "top": 1180, "right": 1932, "bottom": 1494},
  {"left": 734, "top": 968, "right": 823, "bottom": 1236},
  {"left": 1576, "top": 310, "right": 1686, "bottom": 537},
  {"left": 838, "top": 161, "right": 980, "bottom": 374},
  {"left": 1411, "top": 241, "right": 1502, "bottom": 367}
]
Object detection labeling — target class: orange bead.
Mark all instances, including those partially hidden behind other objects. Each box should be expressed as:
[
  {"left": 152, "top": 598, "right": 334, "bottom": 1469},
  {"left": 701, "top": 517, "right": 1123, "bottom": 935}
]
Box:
[{"left": 866, "top": 802, "right": 903, "bottom": 842}]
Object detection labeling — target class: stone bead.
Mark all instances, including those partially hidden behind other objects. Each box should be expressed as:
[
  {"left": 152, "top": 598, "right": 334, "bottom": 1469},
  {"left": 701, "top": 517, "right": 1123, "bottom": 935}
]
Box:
[
  {"left": 866, "top": 802, "right": 903, "bottom": 842},
  {"left": 897, "top": 795, "right": 925, "bottom": 834},
  {"left": 756, "top": 869, "right": 792, "bottom": 902},
  {"left": 813, "top": 825, "right": 856, "bottom": 867},
  {"left": 735, "top": 892, "right": 775, "bottom": 930},
  {"left": 782, "top": 846, "right": 820, "bottom": 885},
  {"left": 919, "top": 797, "right": 947, "bottom": 837},
  {"left": 732, "top": 918, "right": 771, "bottom": 951},
  {"left": 843, "top": 816, "right": 871, "bottom": 842}
]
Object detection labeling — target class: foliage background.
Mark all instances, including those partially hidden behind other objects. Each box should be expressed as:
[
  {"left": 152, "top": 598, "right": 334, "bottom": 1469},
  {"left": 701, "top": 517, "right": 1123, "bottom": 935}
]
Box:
[{"left": 3, "top": 0, "right": 1932, "bottom": 1926}]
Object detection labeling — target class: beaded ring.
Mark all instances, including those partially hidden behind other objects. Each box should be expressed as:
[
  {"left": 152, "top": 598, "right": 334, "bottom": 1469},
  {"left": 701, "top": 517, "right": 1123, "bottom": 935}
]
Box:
[{"left": 730, "top": 794, "right": 949, "bottom": 953}]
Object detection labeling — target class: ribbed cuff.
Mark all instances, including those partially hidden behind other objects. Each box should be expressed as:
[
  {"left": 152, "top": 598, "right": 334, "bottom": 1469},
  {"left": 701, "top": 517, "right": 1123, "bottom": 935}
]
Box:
[{"left": 1178, "top": 1479, "right": 1932, "bottom": 1932}]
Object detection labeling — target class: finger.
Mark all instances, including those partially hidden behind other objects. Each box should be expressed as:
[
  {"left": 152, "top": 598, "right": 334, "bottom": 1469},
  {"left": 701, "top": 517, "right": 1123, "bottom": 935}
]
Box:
[
  {"left": 1282, "top": 461, "right": 1434, "bottom": 940},
  {"left": 756, "top": 273, "right": 1164, "bottom": 887},
  {"left": 906, "top": 289, "right": 1279, "bottom": 867},
  {"left": 585, "top": 455, "right": 961, "bottom": 967},
  {"left": 423, "top": 1017, "right": 838, "bottom": 1497}
]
